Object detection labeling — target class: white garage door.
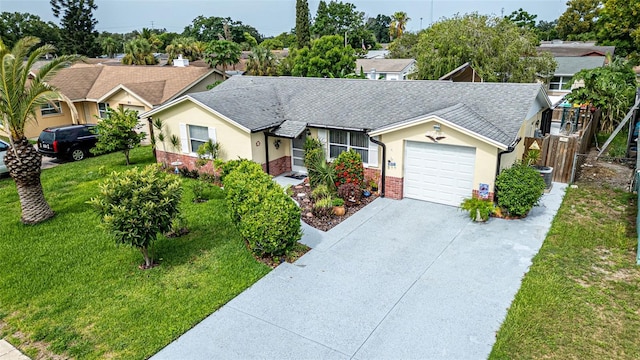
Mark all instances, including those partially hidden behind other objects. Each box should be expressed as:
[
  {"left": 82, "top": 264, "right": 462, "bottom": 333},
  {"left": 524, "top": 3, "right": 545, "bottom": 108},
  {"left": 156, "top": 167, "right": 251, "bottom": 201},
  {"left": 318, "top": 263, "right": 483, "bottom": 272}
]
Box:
[{"left": 404, "top": 141, "right": 476, "bottom": 206}]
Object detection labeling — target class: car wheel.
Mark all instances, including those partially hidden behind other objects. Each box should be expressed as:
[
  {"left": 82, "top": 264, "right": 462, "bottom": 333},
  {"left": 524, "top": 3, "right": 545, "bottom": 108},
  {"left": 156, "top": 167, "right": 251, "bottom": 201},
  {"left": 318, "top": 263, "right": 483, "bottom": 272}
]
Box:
[{"left": 71, "top": 148, "right": 86, "bottom": 161}]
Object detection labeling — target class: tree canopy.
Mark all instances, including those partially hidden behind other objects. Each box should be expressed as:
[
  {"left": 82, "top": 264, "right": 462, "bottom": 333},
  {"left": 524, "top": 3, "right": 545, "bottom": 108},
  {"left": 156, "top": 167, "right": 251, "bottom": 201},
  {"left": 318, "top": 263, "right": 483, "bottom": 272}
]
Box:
[
  {"left": 556, "top": 0, "right": 601, "bottom": 40},
  {"left": 388, "top": 31, "right": 419, "bottom": 58},
  {"left": 367, "top": 14, "right": 391, "bottom": 43},
  {"left": 183, "top": 16, "right": 261, "bottom": 44},
  {"left": 596, "top": 0, "right": 640, "bottom": 57},
  {"left": 389, "top": 11, "right": 411, "bottom": 40},
  {"left": 505, "top": 8, "right": 537, "bottom": 29},
  {"left": 415, "top": 13, "right": 556, "bottom": 82},
  {"left": 0, "top": 12, "right": 60, "bottom": 49},
  {"left": 291, "top": 35, "right": 356, "bottom": 78},
  {"left": 50, "top": 0, "right": 100, "bottom": 56},
  {"left": 296, "top": 0, "right": 311, "bottom": 48},
  {"left": 204, "top": 40, "right": 241, "bottom": 78},
  {"left": 311, "top": 1, "right": 375, "bottom": 50}
]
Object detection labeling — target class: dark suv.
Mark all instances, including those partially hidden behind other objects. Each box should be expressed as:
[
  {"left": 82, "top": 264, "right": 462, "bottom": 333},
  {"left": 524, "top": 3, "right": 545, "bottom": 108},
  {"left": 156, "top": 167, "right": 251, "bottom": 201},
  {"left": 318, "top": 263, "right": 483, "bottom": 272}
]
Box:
[{"left": 37, "top": 124, "right": 98, "bottom": 161}]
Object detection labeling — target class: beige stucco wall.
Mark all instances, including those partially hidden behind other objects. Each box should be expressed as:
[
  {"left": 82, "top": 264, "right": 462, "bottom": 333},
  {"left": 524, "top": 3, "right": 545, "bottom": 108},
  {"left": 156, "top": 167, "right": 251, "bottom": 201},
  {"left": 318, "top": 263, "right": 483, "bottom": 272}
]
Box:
[
  {"left": 376, "top": 119, "right": 501, "bottom": 192},
  {"left": 25, "top": 101, "right": 76, "bottom": 138},
  {"left": 148, "top": 100, "right": 252, "bottom": 161},
  {"left": 252, "top": 132, "right": 291, "bottom": 165},
  {"left": 104, "top": 89, "right": 151, "bottom": 111}
]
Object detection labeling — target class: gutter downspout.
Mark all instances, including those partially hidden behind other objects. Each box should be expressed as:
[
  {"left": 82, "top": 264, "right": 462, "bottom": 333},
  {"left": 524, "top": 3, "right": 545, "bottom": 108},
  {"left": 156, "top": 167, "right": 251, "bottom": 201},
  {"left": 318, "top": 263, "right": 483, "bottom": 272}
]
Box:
[
  {"left": 369, "top": 136, "right": 386, "bottom": 198},
  {"left": 264, "top": 132, "right": 270, "bottom": 175},
  {"left": 495, "top": 137, "right": 521, "bottom": 202}
]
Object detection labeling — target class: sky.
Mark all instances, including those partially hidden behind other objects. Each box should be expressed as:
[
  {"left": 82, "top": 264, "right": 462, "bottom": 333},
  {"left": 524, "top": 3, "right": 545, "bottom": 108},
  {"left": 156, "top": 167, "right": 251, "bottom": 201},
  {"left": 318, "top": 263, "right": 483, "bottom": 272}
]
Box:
[{"left": 1, "top": 0, "right": 567, "bottom": 37}]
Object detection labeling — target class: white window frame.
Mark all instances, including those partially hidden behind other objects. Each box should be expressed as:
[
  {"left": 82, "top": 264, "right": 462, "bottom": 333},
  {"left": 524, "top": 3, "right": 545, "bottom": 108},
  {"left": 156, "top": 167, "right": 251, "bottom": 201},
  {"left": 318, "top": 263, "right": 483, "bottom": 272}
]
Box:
[
  {"left": 328, "top": 130, "right": 369, "bottom": 164},
  {"left": 179, "top": 123, "right": 217, "bottom": 156},
  {"left": 98, "top": 103, "right": 110, "bottom": 119},
  {"left": 188, "top": 125, "right": 209, "bottom": 153},
  {"left": 549, "top": 76, "right": 572, "bottom": 90},
  {"left": 40, "top": 101, "right": 62, "bottom": 116}
]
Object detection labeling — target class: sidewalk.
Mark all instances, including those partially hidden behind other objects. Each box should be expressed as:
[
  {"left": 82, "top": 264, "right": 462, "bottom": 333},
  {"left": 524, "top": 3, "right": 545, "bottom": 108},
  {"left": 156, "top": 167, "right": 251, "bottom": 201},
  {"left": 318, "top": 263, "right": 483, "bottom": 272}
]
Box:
[{"left": 0, "top": 340, "right": 29, "bottom": 360}]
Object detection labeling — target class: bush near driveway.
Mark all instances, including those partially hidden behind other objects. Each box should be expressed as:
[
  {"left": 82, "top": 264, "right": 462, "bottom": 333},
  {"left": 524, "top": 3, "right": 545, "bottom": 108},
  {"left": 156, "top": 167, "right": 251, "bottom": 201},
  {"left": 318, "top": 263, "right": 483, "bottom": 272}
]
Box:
[
  {"left": 0, "top": 147, "right": 270, "bottom": 359},
  {"left": 223, "top": 160, "right": 302, "bottom": 257},
  {"left": 495, "top": 163, "right": 545, "bottom": 217}
]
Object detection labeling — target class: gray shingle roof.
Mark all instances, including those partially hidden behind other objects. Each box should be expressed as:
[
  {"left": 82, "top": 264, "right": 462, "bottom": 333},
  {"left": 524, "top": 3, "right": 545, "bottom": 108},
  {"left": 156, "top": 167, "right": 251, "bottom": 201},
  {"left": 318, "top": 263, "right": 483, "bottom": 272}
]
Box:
[
  {"left": 188, "top": 76, "right": 546, "bottom": 147},
  {"left": 271, "top": 120, "right": 307, "bottom": 138},
  {"left": 554, "top": 56, "right": 605, "bottom": 76}
]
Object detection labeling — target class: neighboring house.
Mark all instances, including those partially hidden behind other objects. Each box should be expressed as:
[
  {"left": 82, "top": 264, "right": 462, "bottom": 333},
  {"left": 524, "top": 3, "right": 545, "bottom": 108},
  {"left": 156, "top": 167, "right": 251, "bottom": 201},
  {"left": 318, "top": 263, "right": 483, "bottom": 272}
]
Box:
[
  {"left": 537, "top": 41, "right": 614, "bottom": 97},
  {"left": 141, "top": 76, "right": 550, "bottom": 206},
  {"left": 355, "top": 58, "right": 416, "bottom": 80},
  {"left": 9, "top": 62, "right": 224, "bottom": 139},
  {"left": 439, "top": 62, "right": 483, "bottom": 82}
]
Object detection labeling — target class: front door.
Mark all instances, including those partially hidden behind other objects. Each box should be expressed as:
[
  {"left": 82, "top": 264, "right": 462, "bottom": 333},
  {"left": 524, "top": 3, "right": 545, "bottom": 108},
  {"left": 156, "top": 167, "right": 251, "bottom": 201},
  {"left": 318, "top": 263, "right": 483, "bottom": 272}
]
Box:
[{"left": 291, "top": 134, "right": 306, "bottom": 173}]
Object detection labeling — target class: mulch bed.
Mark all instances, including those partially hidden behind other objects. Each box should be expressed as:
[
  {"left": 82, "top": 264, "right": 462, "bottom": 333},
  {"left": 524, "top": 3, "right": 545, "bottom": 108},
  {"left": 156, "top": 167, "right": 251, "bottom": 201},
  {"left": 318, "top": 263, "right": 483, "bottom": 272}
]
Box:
[{"left": 290, "top": 182, "right": 378, "bottom": 232}]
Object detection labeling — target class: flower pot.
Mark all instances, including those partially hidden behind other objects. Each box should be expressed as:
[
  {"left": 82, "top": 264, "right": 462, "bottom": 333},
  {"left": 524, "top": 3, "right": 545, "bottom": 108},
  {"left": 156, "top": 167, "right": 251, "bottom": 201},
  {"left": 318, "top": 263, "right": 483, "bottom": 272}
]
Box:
[{"left": 332, "top": 205, "right": 346, "bottom": 216}]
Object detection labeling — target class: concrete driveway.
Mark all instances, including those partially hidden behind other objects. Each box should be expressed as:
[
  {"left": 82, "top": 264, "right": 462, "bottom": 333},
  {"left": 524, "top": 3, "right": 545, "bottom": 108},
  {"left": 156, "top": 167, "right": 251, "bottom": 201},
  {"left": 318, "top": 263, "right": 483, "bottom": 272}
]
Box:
[{"left": 153, "top": 184, "right": 567, "bottom": 360}]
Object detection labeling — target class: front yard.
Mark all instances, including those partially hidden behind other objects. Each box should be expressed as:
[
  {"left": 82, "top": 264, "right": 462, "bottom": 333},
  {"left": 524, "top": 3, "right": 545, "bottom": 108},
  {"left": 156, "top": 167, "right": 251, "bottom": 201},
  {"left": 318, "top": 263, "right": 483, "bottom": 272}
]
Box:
[
  {"left": 0, "top": 148, "right": 271, "bottom": 359},
  {"left": 491, "top": 184, "right": 640, "bottom": 359}
]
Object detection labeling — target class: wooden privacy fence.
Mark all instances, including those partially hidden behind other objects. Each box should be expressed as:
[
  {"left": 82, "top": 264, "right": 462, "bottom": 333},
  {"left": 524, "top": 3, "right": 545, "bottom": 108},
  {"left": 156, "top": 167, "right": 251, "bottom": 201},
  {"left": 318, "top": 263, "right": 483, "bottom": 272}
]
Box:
[{"left": 523, "top": 111, "right": 599, "bottom": 183}]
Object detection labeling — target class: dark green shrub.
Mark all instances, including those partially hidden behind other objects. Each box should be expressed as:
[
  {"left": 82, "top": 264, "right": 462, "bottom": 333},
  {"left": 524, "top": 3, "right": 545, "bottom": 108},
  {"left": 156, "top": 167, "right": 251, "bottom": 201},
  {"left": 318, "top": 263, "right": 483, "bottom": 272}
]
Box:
[
  {"left": 219, "top": 158, "right": 249, "bottom": 183},
  {"left": 334, "top": 149, "right": 364, "bottom": 188},
  {"left": 495, "top": 163, "right": 546, "bottom": 217},
  {"left": 307, "top": 153, "right": 336, "bottom": 191},
  {"left": 224, "top": 159, "right": 302, "bottom": 256},
  {"left": 303, "top": 137, "right": 323, "bottom": 168},
  {"left": 179, "top": 167, "right": 199, "bottom": 179}
]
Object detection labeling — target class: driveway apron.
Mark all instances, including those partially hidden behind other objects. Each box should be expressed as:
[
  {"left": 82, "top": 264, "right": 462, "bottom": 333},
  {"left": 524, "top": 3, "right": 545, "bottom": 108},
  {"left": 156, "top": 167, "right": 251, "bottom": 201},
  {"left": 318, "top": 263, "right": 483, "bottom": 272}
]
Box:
[{"left": 152, "top": 184, "right": 567, "bottom": 360}]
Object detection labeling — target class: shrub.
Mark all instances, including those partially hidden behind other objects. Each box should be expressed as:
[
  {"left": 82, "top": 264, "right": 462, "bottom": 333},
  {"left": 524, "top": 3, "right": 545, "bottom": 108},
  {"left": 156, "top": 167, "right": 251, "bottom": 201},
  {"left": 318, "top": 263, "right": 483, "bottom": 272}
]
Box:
[
  {"left": 195, "top": 139, "right": 221, "bottom": 167},
  {"left": 495, "top": 162, "right": 546, "bottom": 217},
  {"left": 91, "top": 107, "right": 146, "bottom": 165},
  {"left": 334, "top": 149, "right": 364, "bottom": 188},
  {"left": 179, "top": 167, "right": 199, "bottom": 179},
  {"left": 307, "top": 153, "right": 337, "bottom": 191},
  {"left": 224, "top": 159, "right": 302, "bottom": 256},
  {"left": 218, "top": 158, "right": 247, "bottom": 183},
  {"left": 303, "top": 137, "right": 323, "bottom": 168},
  {"left": 337, "top": 183, "right": 362, "bottom": 204},
  {"left": 88, "top": 164, "right": 183, "bottom": 268},
  {"left": 332, "top": 197, "right": 345, "bottom": 206},
  {"left": 311, "top": 184, "right": 331, "bottom": 200},
  {"left": 460, "top": 197, "right": 495, "bottom": 222},
  {"left": 313, "top": 197, "right": 333, "bottom": 218}
]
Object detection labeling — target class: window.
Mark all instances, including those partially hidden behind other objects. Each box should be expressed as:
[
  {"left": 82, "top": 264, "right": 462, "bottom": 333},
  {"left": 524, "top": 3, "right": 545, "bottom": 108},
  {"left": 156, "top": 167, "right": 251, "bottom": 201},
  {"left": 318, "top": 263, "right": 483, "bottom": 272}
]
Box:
[
  {"left": 98, "top": 103, "right": 109, "bottom": 119},
  {"left": 40, "top": 101, "right": 61, "bottom": 116},
  {"left": 329, "top": 130, "right": 368, "bottom": 163},
  {"left": 188, "top": 125, "right": 208, "bottom": 152},
  {"left": 549, "top": 76, "right": 572, "bottom": 90}
]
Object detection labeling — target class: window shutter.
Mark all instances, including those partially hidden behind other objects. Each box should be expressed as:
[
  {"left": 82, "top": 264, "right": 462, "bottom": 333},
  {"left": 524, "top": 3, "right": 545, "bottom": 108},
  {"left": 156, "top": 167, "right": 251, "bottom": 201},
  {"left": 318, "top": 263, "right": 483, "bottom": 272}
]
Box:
[
  {"left": 368, "top": 135, "right": 379, "bottom": 167},
  {"left": 179, "top": 123, "right": 189, "bottom": 154},
  {"left": 208, "top": 127, "right": 217, "bottom": 143},
  {"left": 317, "top": 129, "right": 328, "bottom": 159}
]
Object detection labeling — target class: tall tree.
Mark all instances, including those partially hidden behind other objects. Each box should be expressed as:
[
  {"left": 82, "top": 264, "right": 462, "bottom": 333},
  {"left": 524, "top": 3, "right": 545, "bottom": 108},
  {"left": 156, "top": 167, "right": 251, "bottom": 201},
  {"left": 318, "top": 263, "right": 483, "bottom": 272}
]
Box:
[
  {"left": 389, "top": 11, "right": 410, "bottom": 40},
  {"left": 556, "top": 0, "right": 601, "bottom": 40},
  {"left": 246, "top": 46, "right": 279, "bottom": 76},
  {"left": 50, "top": 0, "right": 99, "bottom": 56},
  {"left": 597, "top": 0, "right": 640, "bottom": 57},
  {"left": 367, "top": 14, "right": 391, "bottom": 43},
  {"left": 311, "top": 1, "right": 375, "bottom": 50},
  {"left": 296, "top": 0, "right": 311, "bottom": 48},
  {"left": 122, "top": 38, "right": 157, "bottom": 65},
  {"left": 100, "top": 36, "right": 118, "bottom": 58},
  {"left": 388, "top": 31, "right": 419, "bottom": 58},
  {"left": 183, "top": 16, "right": 262, "bottom": 44},
  {"left": 505, "top": 8, "right": 537, "bottom": 29},
  {"left": 291, "top": 35, "right": 356, "bottom": 78},
  {"left": 0, "top": 37, "right": 80, "bottom": 224},
  {"left": 204, "top": 40, "right": 241, "bottom": 79},
  {"left": 536, "top": 20, "right": 559, "bottom": 41},
  {"left": 415, "top": 14, "right": 556, "bottom": 82},
  {"left": 0, "top": 12, "right": 61, "bottom": 49},
  {"left": 165, "top": 36, "right": 203, "bottom": 63}
]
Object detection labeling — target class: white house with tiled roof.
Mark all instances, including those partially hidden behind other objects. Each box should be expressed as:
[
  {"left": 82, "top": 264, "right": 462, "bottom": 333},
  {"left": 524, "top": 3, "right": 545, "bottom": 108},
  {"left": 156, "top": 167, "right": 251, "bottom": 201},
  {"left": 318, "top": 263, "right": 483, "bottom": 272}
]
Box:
[{"left": 142, "top": 76, "right": 551, "bottom": 205}]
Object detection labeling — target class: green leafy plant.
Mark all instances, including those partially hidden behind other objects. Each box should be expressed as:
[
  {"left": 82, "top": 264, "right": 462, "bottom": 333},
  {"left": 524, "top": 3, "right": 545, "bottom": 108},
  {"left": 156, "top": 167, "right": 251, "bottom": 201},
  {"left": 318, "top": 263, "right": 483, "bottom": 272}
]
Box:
[
  {"left": 334, "top": 149, "right": 364, "bottom": 188},
  {"left": 308, "top": 153, "right": 337, "bottom": 191},
  {"left": 332, "top": 197, "right": 345, "bottom": 207},
  {"left": 337, "top": 182, "right": 362, "bottom": 204},
  {"left": 195, "top": 139, "right": 221, "bottom": 167},
  {"left": 313, "top": 196, "right": 333, "bottom": 218},
  {"left": 88, "top": 164, "right": 183, "bottom": 269},
  {"left": 91, "top": 107, "right": 146, "bottom": 165},
  {"left": 311, "top": 184, "right": 331, "bottom": 201},
  {"left": 523, "top": 149, "right": 541, "bottom": 166},
  {"left": 223, "top": 160, "right": 302, "bottom": 256},
  {"left": 460, "top": 197, "right": 495, "bottom": 222},
  {"left": 496, "top": 163, "right": 546, "bottom": 217}
]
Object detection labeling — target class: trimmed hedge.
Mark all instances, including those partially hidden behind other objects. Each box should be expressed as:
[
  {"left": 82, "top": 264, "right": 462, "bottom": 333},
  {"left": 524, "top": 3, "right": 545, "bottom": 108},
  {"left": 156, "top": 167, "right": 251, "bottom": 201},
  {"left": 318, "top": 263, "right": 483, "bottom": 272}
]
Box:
[
  {"left": 495, "top": 163, "right": 546, "bottom": 217},
  {"left": 223, "top": 160, "right": 302, "bottom": 256}
]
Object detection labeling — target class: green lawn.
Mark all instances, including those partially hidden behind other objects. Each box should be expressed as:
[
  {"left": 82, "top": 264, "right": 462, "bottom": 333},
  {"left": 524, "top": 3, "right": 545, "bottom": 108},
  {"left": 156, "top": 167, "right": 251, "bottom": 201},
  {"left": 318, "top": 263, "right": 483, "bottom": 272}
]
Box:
[
  {"left": 0, "top": 147, "right": 271, "bottom": 359},
  {"left": 490, "top": 184, "right": 640, "bottom": 359}
]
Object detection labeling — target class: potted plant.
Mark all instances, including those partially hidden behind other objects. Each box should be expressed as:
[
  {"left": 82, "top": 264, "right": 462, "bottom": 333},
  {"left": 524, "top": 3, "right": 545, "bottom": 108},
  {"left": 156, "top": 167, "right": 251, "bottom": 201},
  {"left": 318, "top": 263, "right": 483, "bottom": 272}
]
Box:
[
  {"left": 332, "top": 197, "right": 346, "bottom": 216},
  {"left": 460, "top": 197, "right": 495, "bottom": 222}
]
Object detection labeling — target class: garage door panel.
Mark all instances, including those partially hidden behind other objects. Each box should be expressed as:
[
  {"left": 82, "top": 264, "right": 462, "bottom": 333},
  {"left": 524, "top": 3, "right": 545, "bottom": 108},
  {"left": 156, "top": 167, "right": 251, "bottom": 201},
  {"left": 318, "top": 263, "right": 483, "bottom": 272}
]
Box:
[{"left": 404, "top": 141, "right": 476, "bottom": 206}]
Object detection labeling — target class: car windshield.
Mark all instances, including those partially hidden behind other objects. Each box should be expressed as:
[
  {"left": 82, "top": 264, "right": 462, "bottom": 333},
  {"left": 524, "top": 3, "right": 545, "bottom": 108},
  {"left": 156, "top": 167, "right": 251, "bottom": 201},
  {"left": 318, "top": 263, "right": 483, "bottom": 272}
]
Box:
[{"left": 39, "top": 131, "right": 55, "bottom": 142}]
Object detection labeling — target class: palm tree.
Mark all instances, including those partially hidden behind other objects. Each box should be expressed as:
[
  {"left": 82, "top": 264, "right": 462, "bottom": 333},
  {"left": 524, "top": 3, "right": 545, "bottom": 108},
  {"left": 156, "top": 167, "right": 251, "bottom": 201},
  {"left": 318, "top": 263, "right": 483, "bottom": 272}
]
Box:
[
  {"left": 390, "top": 12, "right": 411, "bottom": 40},
  {"left": 204, "top": 40, "right": 241, "bottom": 79},
  {"left": 246, "top": 46, "right": 278, "bottom": 76},
  {"left": 122, "top": 38, "right": 157, "bottom": 65},
  {"left": 165, "top": 36, "right": 203, "bottom": 64},
  {"left": 101, "top": 36, "right": 118, "bottom": 58},
  {"left": 0, "top": 37, "right": 81, "bottom": 224}
]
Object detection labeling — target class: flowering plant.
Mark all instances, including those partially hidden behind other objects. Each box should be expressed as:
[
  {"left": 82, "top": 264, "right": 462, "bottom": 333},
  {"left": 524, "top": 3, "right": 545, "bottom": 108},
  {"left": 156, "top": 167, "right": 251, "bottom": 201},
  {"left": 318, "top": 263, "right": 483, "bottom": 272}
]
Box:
[{"left": 334, "top": 149, "right": 364, "bottom": 188}]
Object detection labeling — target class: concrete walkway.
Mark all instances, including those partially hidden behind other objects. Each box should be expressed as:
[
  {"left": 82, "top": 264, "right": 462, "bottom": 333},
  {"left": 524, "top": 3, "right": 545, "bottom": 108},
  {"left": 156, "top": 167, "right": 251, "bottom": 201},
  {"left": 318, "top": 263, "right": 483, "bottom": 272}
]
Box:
[
  {"left": 153, "top": 183, "right": 567, "bottom": 360},
  {"left": 0, "top": 340, "right": 29, "bottom": 360}
]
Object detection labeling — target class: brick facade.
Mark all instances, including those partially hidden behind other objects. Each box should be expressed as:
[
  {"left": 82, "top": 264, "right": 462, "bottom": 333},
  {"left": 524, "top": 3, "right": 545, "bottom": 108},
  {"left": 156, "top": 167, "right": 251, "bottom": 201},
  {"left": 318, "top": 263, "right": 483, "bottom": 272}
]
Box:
[
  {"left": 261, "top": 156, "right": 292, "bottom": 176},
  {"left": 472, "top": 189, "right": 494, "bottom": 201},
  {"left": 156, "top": 150, "right": 217, "bottom": 174},
  {"left": 384, "top": 176, "right": 404, "bottom": 200}
]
